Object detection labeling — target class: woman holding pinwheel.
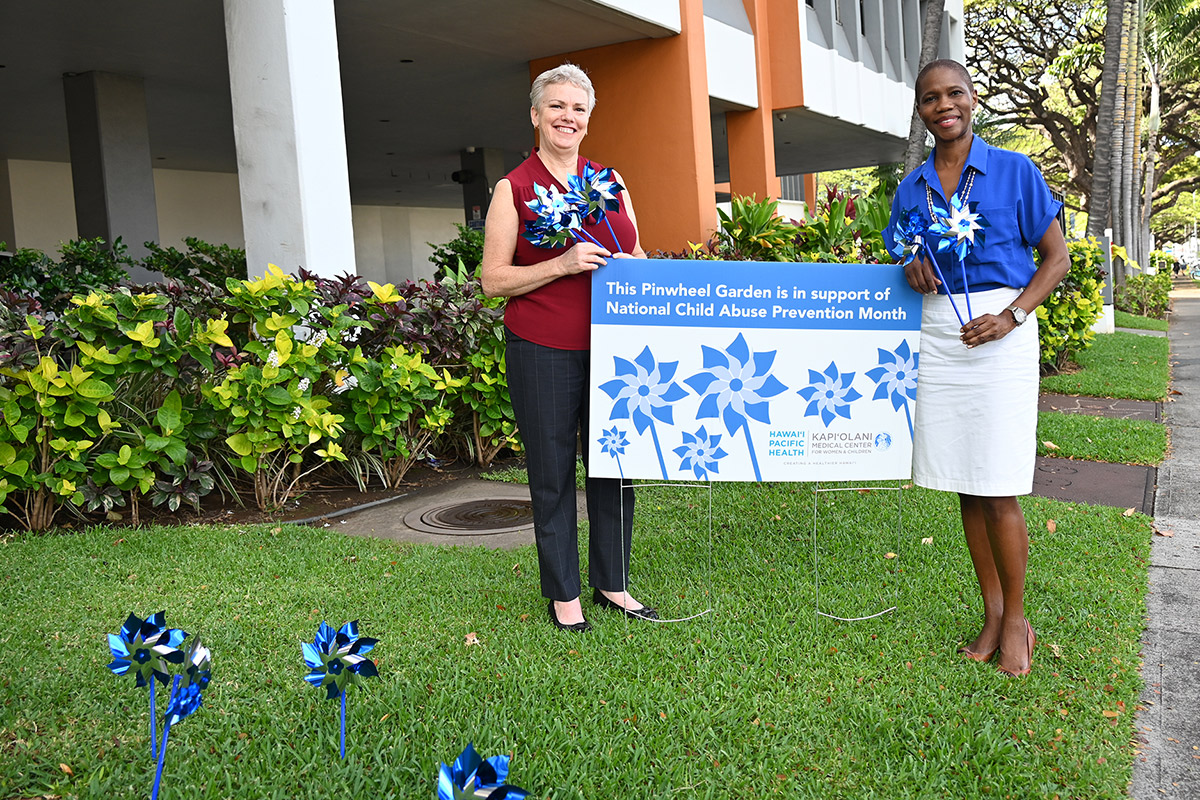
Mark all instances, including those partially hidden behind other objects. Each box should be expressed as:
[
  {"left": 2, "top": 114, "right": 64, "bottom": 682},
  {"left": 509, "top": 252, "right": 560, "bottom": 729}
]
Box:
[
  {"left": 883, "top": 60, "right": 1069, "bottom": 677},
  {"left": 481, "top": 63, "right": 655, "bottom": 632}
]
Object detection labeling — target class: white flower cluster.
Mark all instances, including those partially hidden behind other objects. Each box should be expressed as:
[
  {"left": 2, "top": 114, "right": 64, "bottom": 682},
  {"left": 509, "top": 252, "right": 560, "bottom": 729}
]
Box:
[
  {"left": 310, "top": 330, "right": 328, "bottom": 349},
  {"left": 267, "top": 350, "right": 281, "bottom": 367},
  {"left": 291, "top": 406, "right": 302, "bottom": 420},
  {"left": 297, "top": 378, "right": 311, "bottom": 392}
]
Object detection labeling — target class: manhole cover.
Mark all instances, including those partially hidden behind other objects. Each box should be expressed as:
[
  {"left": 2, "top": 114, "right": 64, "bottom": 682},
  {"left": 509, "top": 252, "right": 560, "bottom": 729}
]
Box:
[{"left": 404, "top": 498, "right": 535, "bottom": 536}]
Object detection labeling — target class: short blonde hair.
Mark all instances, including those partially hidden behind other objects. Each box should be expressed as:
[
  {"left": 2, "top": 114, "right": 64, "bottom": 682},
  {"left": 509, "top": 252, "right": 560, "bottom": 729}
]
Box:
[{"left": 530, "top": 63, "right": 596, "bottom": 111}]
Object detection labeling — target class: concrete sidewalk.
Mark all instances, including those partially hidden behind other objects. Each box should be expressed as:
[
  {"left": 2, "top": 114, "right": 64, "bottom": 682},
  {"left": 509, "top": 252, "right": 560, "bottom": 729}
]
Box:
[{"left": 1132, "top": 283, "right": 1200, "bottom": 799}]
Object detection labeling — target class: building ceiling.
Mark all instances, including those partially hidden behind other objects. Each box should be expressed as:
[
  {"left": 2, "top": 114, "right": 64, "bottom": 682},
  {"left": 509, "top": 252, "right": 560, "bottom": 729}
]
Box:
[{"left": 0, "top": 1, "right": 905, "bottom": 211}]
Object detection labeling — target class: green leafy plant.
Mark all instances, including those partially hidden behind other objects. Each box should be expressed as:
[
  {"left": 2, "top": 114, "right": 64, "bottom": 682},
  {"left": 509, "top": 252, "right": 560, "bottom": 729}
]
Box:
[
  {"left": 1038, "top": 237, "right": 1106, "bottom": 372},
  {"left": 715, "top": 195, "right": 800, "bottom": 261},
  {"left": 1114, "top": 271, "right": 1171, "bottom": 320},
  {"left": 427, "top": 223, "right": 485, "bottom": 281},
  {"left": 793, "top": 186, "right": 889, "bottom": 263},
  {"left": 0, "top": 237, "right": 132, "bottom": 312},
  {"left": 140, "top": 237, "right": 247, "bottom": 286}
]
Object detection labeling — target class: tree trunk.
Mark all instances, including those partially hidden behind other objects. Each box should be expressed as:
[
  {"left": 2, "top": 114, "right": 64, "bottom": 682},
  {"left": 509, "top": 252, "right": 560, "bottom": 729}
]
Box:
[
  {"left": 1110, "top": 0, "right": 1130, "bottom": 283},
  {"left": 1089, "top": 0, "right": 1127, "bottom": 239},
  {"left": 1141, "top": 52, "right": 1161, "bottom": 270},
  {"left": 902, "top": 0, "right": 946, "bottom": 177},
  {"left": 1122, "top": 0, "right": 1141, "bottom": 267}
]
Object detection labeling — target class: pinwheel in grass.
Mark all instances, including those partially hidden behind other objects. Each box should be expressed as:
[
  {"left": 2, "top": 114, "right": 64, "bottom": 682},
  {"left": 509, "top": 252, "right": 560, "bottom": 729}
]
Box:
[
  {"left": 107, "top": 611, "right": 186, "bottom": 758},
  {"left": 928, "top": 193, "right": 989, "bottom": 322},
  {"left": 683, "top": 333, "right": 788, "bottom": 481},
  {"left": 436, "top": 743, "right": 529, "bottom": 800},
  {"left": 865, "top": 341, "right": 919, "bottom": 438},
  {"left": 303, "top": 620, "right": 379, "bottom": 759},
  {"left": 797, "top": 361, "right": 863, "bottom": 427},
  {"left": 597, "top": 426, "right": 631, "bottom": 478},
  {"left": 566, "top": 161, "right": 626, "bottom": 252},
  {"left": 599, "top": 346, "right": 689, "bottom": 479},
  {"left": 150, "top": 637, "right": 211, "bottom": 800},
  {"left": 522, "top": 182, "right": 606, "bottom": 250},
  {"left": 673, "top": 426, "right": 728, "bottom": 480}
]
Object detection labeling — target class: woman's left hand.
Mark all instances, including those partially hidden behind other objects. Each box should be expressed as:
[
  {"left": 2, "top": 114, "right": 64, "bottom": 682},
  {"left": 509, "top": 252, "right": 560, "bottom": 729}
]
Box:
[{"left": 960, "top": 312, "right": 1017, "bottom": 348}]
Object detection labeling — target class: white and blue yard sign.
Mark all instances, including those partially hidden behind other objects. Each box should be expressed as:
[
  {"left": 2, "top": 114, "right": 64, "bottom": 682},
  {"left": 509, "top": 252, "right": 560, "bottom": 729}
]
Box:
[{"left": 588, "top": 259, "right": 923, "bottom": 482}]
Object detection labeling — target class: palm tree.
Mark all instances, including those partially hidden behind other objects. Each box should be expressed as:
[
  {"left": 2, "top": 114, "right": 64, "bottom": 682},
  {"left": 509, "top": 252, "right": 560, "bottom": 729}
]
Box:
[{"left": 1089, "top": 0, "right": 1128, "bottom": 239}]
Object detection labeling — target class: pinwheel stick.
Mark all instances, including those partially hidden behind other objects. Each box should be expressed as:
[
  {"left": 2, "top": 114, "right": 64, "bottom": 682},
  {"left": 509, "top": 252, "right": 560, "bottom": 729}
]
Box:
[
  {"left": 602, "top": 216, "right": 623, "bottom": 254},
  {"left": 959, "top": 259, "right": 974, "bottom": 321},
  {"left": 150, "top": 675, "right": 180, "bottom": 800},
  {"left": 741, "top": 422, "right": 763, "bottom": 482},
  {"left": 569, "top": 226, "right": 606, "bottom": 250},
  {"left": 149, "top": 679, "right": 157, "bottom": 759},
  {"left": 916, "top": 241, "right": 966, "bottom": 328},
  {"left": 340, "top": 689, "right": 347, "bottom": 760}
]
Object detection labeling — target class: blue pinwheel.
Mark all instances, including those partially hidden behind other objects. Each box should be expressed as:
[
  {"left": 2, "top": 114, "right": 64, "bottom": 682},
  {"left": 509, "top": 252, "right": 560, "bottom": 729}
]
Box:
[
  {"left": 928, "top": 192, "right": 989, "bottom": 321},
  {"left": 600, "top": 346, "right": 689, "bottom": 478},
  {"left": 566, "top": 161, "right": 625, "bottom": 252},
  {"left": 865, "top": 341, "right": 919, "bottom": 438},
  {"left": 894, "top": 203, "right": 969, "bottom": 326},
  {"left": 522, "top": 182, "right": 605, "bottom": 250},
  {"left": 151, "top": 637, "right": 211, "bottom": 800},
  {"left": 672, "top": 426, "right": 728, "bottom": 480},
  {"left": 597, "top": 426, "right": 630, "bottom": 478},
  {"left": 107, "top": 611, "right": 186, "bottom": 758},
  {"left": 437, "top": 743, "right": 529, "bottom": 800},
  {"left": 797, "top": 361, "right": 863, "bottom": 427},
  {"left": 683, "top": 333, "right": 788, "bottom": 481},
  {"left": 303, "top": 620, "right": 379, "bottom": 759}
]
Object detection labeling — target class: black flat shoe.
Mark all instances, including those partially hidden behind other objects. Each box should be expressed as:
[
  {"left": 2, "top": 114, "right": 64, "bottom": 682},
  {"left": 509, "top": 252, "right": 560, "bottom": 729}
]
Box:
[
  {"left": 592, "top": 588, "right": 660, "bottom": 621},
  {"left": 548, "top": 601, "right": 591, "bottom": 632}
]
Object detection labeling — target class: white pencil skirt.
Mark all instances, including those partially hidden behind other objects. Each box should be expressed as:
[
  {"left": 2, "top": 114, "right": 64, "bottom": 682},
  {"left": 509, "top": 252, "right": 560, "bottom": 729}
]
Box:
[{"left": 912, "top": 286, "right": 1039, "bottom": 497}]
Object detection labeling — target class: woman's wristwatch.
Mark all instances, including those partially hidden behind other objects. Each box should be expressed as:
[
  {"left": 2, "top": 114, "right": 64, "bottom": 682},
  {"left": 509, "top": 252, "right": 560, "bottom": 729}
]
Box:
[{"left": 1005, "top": 305, "right": 1028, "bottom": 325}]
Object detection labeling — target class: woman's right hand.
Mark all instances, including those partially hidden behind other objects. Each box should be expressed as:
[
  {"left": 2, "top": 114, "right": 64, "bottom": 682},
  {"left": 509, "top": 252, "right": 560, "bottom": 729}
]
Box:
[
  {"left": 903, "top": 256, "right": 942, "bottom": 295},
  {"left": 559, "top": 241, "right": 611, "bottom": 274}
]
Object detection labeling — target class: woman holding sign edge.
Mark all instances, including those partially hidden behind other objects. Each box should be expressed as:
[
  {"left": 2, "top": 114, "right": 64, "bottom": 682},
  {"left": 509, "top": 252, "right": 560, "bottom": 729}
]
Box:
[
  {"left": 481, "top": 63, "right": 654, "bottom": 632},
  {"left": 884, "top": 60, "right": 1069, "bottom": 676}
]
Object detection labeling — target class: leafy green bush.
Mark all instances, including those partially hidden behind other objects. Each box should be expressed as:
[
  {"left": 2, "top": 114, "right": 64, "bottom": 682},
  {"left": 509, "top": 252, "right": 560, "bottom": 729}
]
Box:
[
  {"left": 427, "top": 223, "right": 485, "bottom": 280},
  {"left": 1038, "top": 237, "right": 1106, "bottom": 372},
  {"left": 141, "top": 237, "right": 247, "bottom": 286},
  {"left": 0, "top": 237, "right": 132, "bottom": 312},
  {"left": 1114, "top": 270, "right": 1171, "bottom": 319},
  {"left": 793, "top": 185, "right": 890, "bottom": 264}
]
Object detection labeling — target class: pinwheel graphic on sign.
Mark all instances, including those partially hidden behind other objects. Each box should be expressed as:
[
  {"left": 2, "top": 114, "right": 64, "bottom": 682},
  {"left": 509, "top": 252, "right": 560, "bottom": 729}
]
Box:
[
  {"left": 303, "top": 620, "right": 379, "bottom": 759},
  {"left": 797, "top": 361, "right": 863, "bottom": 427},
  {"left": 599, "top": 346, "right": 689, "bottom": 479},
  {"left": 865, "top": 341, "right": 919, "bottom": 438},
  {"left": 436, "top": 743, "right": 529, "bottom": 800},
  {"left": 684, "top": 333, "right": 788, "bottom": 481},
  {"left": 106, "top": 611, "right": 186, "bottom": 758},
  {"left": 673, "top": 426, "right": 729, "bottom": 480},
  {"left": 597, "top": 426, "right": 631, "bottom": 478}
]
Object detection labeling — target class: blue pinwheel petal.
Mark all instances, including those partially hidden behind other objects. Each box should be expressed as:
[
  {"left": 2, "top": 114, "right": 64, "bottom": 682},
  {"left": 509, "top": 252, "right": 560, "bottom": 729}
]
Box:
[
  {"left": 165, "top": 683, "right": 203, "bottom": 725},
  {"left": 657, "top": 360, "right": 679, "bottom": 383},
  {"left": 797, "top": 385, "right": 817, "bottom": 400},
  {"left": 806, "top": 368, "right": 825, "bottom": 384},
  {"left": 712, "top": 445, "right": 728, "bottom": 459},
  {"left": 108, "top": 632, "right": 130, "bottom": 659},
  {"left": 672, "top": 444, "right": 690, "bottom": 458},
  {"left": 865, "top": 366, "right": 887, "bottom": 383},
  {"left": 107, "top": 658, "right": 132, "bottom": 675},
  {"left": 743, "top": 400, "right": 772, "bottom": 425},
  {"left": 633, "top": 346, "right": 657, "bottom": 374},
  {"left": 721, "top": 404, "right": 747, "bottom": 434},
  {"left": 820, "top": 406, "right": 836, "bottom": 426},
  {"left": 845, "top": 386, "right": 863, "bottom": 402},
  {"left": 695, "top": 393, "right": 720, "bottom": 419},
  {"left": 489, "top": 787, "right": 530, "bottom": 800},
  {"left": 612, "top": 356, "right": 637, "bottom": 377},
  {"left": 609, "top": 396, "right": 632, "bottom": 420},
  {"left": 822, "top": 361, "right": 839, "bottom": 381},
  {"left": 437, "top": 763, "right": 457, "bottom": 800},
  {"left": 726, "top": 334, "right": 750, "bottom": 367},
  {"left": 631, "top": 407, "right": 652, "bottom": 434},
  {"left": 803, "top": 398, "right": 821, "bottom": 418},
  {"left": 661, "top": 382, "right": 690, "bottom": 403},
  {"left": 684, "top": 372, "right": 718, "bottom": 394},
  {"left": 699, "top": 344, "right": 730, "bottom": 370},
  {"left": 353, "top": 659, "right": 379, "bottom": 678},
  {"left": 302, "top": 641, "right": 323, "bottom": 669},
  {"left": 871, "top": 383, "right": 890, "bottom": 402},
  {"left": 452, "top": 744, "right": 483, "bottom": 788},
  {"left": 751, "top": 350, "right": 777, "bottom": 376},
  {"left": 478, "top": 755, "right": 511, "bottom": 788},
  {"left": 757, "top": 374, "right": 788, "bottom": 398},
  {"left": 600, "top": 377, "right": 629, "bottom": 400},
  {"left": 650, "top": 404, "right": 674, "bottom": 425},
  {"left": 891, "top": 392, "right": 907, "bottom": 411}
]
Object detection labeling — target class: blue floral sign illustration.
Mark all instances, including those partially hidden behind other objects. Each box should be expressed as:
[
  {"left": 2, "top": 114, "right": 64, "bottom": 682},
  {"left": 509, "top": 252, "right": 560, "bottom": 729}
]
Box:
[
  {"left": 797, "top": 361, "right": 862, "bottom": 427},
  {"left": 673, "top": 426, "right": 728, "bottom": 480},
  {"left": 599, "top": 346, "right": 689, "bottom": 478},
  {"left": 683, "top": 333, "right": 787, "bottom": 481},
  {"left": 865, "top": 340, "right": 919, "bottom": 438}
]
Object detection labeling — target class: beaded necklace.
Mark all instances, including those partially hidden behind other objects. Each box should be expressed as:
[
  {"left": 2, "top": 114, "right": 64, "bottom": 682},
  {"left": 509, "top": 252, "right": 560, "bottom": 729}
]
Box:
[{"left": 926, "top": 166, "right": 975, "bottom": 220}]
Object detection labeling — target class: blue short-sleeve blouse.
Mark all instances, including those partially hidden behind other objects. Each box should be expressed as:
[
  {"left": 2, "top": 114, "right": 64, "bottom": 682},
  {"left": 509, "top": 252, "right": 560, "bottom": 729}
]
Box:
[{"left": 883, "top": 137, "right": 1063, "bottom": 294}]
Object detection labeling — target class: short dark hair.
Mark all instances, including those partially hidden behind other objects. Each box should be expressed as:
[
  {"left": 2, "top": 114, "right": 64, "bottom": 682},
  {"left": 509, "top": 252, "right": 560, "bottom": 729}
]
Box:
[{"left": 915, "top": 59, "right": 974, "bottom": 96}]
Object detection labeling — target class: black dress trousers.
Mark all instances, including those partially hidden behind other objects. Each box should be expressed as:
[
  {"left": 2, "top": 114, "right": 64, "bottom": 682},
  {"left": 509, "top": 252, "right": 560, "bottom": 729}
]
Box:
[{"left": 505, "top": 329, "right": 635, "bottom": 601}]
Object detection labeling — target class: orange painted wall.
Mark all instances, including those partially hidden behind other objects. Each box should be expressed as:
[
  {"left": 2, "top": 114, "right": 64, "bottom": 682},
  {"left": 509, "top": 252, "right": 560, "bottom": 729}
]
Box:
[
  {"left": 726, "top": 0, "right": 781, "bottom": 201},
  {"left": 529, "top": 0, "right": 718, "bottom": 252},
  {"left": 766, "top": 0, "right": 804, "bottom": 110}
]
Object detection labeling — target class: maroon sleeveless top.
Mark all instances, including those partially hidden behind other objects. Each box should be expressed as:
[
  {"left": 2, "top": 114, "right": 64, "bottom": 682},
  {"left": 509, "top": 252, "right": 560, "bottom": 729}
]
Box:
[{"left": 503, "top": 151, "right": 638, "bottom": 350}]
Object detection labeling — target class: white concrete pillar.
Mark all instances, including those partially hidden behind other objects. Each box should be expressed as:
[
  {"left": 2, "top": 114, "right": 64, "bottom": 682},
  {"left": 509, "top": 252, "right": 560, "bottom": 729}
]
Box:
[
  {"left": 62, "top": 71, "right": 160, "bottom": 279},
  {"left": 223, "top": 0, "right": 357, "bottom": 279}
]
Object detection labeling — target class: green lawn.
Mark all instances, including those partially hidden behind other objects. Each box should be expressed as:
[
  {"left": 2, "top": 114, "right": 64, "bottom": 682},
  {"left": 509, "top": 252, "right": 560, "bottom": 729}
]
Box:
[
  {"left": 1040, "top": 331, "right": 1169, "bottom": 401},
  {"left": 0, "top": 485, "right": 1150, "bottom": 799},
  {"left": 1113, "top": 310, "right": 1168, "bottom": 332},
  {"left": 1036, "top": 411, "right": 1167, "bottom": 465}
]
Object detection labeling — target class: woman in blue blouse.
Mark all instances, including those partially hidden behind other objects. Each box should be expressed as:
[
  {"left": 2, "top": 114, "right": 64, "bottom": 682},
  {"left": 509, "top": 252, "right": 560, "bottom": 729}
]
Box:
[{"left": 884, "top": 60, "right": 1070, "bottom": 677}]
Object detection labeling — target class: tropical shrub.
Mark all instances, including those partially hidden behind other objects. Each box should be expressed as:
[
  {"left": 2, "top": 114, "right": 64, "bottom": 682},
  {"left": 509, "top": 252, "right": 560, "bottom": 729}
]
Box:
[
  {"left": 715, "top": 195, "right": 800, "bottom": 261},
  {"left": 428, "top": 223, "right": 485, "bottom": 281},
  {"left": 793, "top": 186, "right": 890, "bottom": 263},
  {"left": 1038, "top": 237, "right": 1106, "bottom": 372},
  {"left": 0, "top": 237, "right": 132, "bottom": 312},
  {"left": 1114, "top": 271, "right": 1171, "bottom": 320},
  {"left": 141, "top": 237, "right": 247, "bottom": 286}
]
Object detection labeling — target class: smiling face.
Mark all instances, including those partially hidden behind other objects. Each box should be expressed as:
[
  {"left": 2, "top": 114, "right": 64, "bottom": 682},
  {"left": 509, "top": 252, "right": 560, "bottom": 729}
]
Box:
[
  {"left": 915, "top": 64, "right": 978, "bottom": 145},
  {"left": 531, "top": 82, "right": 590, "bottom": 155}
]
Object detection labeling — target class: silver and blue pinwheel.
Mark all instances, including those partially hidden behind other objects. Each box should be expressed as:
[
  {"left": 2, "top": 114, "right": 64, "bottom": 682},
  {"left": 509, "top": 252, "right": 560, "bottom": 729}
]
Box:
[
  {"left": 566, "top": 161, "right": 626, "bottom": 252},
  {"left": 522, "top": 181, "right": 606, "bottom": 250},
  {"left": 672, "top": 426, "right": 728, "bottom": 480},
  {"left": 797, "top": 361, "right": 863, "bottom": 427},
  {"left": 436, "top": 743, "right": 529, "bottom": 800},
  {"left": 303, "top": 620, "right": 379, "bottom": 759},
  {"left": 683, "top": 333, "right": 788, "bottom": 481},
  {"left": 599, "top": 346, "right": 689, "bottom": 479},
  {"left": 865, "top": 341, "right": 919, "bottom": 438},
  {"left": 927, "top": 192, "right": 990, "bottom": 322},
  {"left": 151, "top": 636, "right": 212, "bottom": 800},
  {"left": 107, "top": 611, "right": 186, "bottom": 758}
]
